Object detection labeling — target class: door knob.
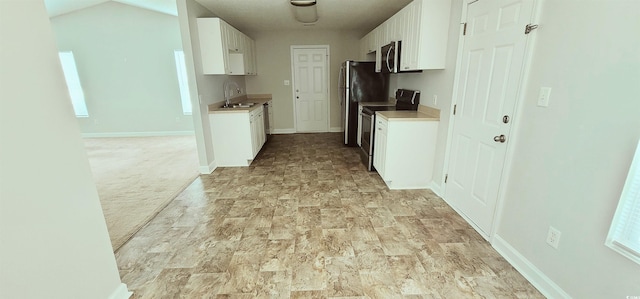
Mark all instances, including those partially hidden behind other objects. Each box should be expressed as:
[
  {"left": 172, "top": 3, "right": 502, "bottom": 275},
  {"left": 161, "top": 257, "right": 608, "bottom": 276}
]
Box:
[{"left": 493, "top": 135, "right": 506, "bottom": 143}]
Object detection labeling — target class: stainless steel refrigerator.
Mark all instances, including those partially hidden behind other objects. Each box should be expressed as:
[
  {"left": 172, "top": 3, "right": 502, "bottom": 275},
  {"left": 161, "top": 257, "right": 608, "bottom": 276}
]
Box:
[{"left": 339, "top": 61, "right": 389, "bottom": 147}]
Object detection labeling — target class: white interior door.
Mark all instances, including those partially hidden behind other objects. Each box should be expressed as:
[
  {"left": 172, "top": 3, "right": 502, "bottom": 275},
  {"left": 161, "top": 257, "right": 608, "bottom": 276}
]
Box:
[
  {"left": 292, "top": 47, "right": 328, "bottom": 132},
  {"left": 446, "top": 0, "right": 534, "bottom": 236}
]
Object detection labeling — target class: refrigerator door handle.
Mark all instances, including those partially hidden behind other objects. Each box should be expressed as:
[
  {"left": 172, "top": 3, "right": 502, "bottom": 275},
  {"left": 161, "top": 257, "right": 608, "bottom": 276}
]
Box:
[
  {"left": 338, "top": 66, "right": 344, "bottom": 106},
  {"left": 338, "top": 66, "right": 343, "bottom": 88}
]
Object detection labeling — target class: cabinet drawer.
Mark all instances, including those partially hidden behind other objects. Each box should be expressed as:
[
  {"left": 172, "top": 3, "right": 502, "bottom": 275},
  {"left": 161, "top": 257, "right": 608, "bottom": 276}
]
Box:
[{"left": 376, "top": 118, "right": 388, "bottom": 132}]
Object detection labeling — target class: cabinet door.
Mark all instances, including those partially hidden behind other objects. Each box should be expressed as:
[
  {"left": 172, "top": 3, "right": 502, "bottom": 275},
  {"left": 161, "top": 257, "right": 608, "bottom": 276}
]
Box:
[
  {"left": 243, "top": 35, "right": 253, "bottom": 75},
  {"left": 374, "top": 28, "right": 384, "bottom": 72},
  {"left": 197, "top": 18, "right": 227, "bottom": 75},
  {"left": 400, "top": 1, "right": 420, "bottom": 71},
  {"left": 210, "top": 112, "right": 253, "bottom": 166},
  {"left": 248, "top": 39, "right": 257, "bottom": 75},
  {"left": 226, "top": 25, "right": 239, "bottom": 52},
  {"left": 360, "top": 33, "right": 370, "bottom": 59},
  {"left": 383, "top": 19, "right": 393, "bottom": 43},
  {"left": 258, "top": 110, "right": 265, "bottom": 148},
  {"left": 251, "top": 39, "right": 257, "bottom": 75},
  {"left": 250, "top": 113, "right": 259, "bottom": 157},
  {"left": 373, "top": 118, "right": 388, "bottom": 177},
  {"left": 250, "top": 108, "right": 266, "bottom": 157}
]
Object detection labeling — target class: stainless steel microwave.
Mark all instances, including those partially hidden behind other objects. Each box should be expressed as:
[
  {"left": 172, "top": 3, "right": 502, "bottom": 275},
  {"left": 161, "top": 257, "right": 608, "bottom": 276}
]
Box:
[{"left": 381, "top": 41, "right": 400, "bottom": 73}]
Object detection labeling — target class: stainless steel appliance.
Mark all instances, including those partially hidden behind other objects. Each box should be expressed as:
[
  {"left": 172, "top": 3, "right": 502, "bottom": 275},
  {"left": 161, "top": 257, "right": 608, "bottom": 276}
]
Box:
[
  {"left": 263, "top": 102, "right": 270, "bottom": 140},
  {"left": 360, "top": 89, "right": 420, "bottom": 171},
  {"left": 381, "top": 41, "right": 421, "bottom": 74},
  {"left": 381, "top": 41, "right": 400, "bottom": 73},
  {"left": 339, "top": 61, "right": 389, "bottom": 147}
]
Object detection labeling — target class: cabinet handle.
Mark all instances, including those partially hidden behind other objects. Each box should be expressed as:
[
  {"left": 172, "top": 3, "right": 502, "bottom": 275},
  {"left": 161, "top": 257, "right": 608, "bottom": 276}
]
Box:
[{"left": 378, "top": 128, "right": 382, "bottom": 131}]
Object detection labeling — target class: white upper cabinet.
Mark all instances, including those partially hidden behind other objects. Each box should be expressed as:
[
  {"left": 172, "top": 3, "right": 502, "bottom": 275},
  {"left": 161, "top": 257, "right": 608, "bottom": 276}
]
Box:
[
  {"left": 360, "top": 31, "right": 372, "bottom": 59},
  {"left": 197, "top": 18, "right": 257, "bottom": 76},
  {"left": 359, "top": 0, "right": 451, "bottom": 71},
  {"left": 412, "top": 0, "right": 451, "bottom": 70},
  {"left": 244, "top": 37, "right": 257, "bottom": 75}
]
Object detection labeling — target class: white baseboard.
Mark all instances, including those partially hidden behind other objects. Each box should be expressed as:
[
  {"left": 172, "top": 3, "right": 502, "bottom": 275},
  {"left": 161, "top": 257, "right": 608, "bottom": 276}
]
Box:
[
  {"left": 199, "top": 161, "right": 217, "bottom": 174},
  {"left": 272, "top": 128, "right": 296, "bottom": 134},
  {"left": 108, "top": 283, "right": 132, "bottom": 299},
  {"left": 492, "top": 235, "right": 572, "bottom": 299},
  {"left": 272, "top": 128, "right": 343, "bottom": 134},
  {"left": 82, "top": 131, "right": 195, "bottom": 138},
  {"left": 429, "top": 181, "right": 443, "bottom": 197}
]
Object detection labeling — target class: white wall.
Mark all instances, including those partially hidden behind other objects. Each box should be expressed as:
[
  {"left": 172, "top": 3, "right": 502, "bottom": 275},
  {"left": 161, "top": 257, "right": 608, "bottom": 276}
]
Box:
[
  {"left": 245, "top": 30, "right": 363, "bottom": 131},
  {"left": 177, "top": 0, "right": 246, "bottom": 173},
  {"left": 0, "top": 1, "right": 128, "bottom": 298},
  {"left": 395, "top": 0, "right": 640, "bottom": 296},
  {"left": 50, "top": 2, "right": 194, "bottom": 136},
  {"left": 393, "top": 0, "right": 462, "bottom": 193},
  {"left": 496, "top": 0, "right": 640, "bottom": 297}
]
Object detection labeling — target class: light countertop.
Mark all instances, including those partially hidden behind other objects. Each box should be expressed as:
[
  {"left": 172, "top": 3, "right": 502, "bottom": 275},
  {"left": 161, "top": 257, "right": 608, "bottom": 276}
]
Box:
[
  {"left": 377, "top": 105, "right": 440, "bottom": 121},
  {"left": 208, "top": 94, "right": 272, "bottom": 114}
]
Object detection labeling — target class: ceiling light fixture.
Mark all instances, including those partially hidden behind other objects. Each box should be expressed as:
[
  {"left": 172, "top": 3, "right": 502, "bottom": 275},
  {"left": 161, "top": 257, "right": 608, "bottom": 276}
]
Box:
[{"left": 290, "top": 0, "right": 318, "bottom": 24}]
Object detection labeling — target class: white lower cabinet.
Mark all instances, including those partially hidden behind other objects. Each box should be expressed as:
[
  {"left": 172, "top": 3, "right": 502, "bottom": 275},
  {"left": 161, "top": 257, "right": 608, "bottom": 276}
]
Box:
[
  {"left": 374, "top": 116, "right": 439, "bottom": 189},
  {"left": 373, "top": 117, "right": 387, "bottom": 175},
  {"left": 249, "top": 108, "right": 265, "bottom": 157},
  {"left": 210, "top": 106, "right": 265, "bottom": 166}
]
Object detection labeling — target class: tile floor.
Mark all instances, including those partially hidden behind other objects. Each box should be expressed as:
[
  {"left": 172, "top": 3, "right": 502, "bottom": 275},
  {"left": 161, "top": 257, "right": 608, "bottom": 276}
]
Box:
[{"left": 116, "top": 133, "right": 544, "bottom": 298}]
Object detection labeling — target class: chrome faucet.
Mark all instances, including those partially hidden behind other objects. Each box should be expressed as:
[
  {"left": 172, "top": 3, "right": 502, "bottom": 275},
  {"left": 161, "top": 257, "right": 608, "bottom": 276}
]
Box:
[{"left": 223, "top": 80, "right": 240, "bottom": 106}]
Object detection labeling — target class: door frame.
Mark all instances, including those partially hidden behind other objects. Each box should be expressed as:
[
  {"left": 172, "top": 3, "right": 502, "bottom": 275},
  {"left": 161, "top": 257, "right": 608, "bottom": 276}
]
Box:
[
  {"left": 290, "top": 45, "right": 331, "bottom": 133},
  {"left": 441, "top": 0, "right": 543, "bottom": 241}
]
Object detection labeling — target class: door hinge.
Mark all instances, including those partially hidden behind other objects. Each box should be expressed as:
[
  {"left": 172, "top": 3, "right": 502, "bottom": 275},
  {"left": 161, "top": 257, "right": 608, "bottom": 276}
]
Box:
[
  {"left": 445, "top": 174, "right": 448, "bottom": 183},
  {"left": 525, "top": 24, "right": 539, "bottom": 34},
  {"left": 462, "top": 23, "right": 467, "bottom": 36},
  {"left": 453, "top": 104, "right": 457, "bottom": 115}
]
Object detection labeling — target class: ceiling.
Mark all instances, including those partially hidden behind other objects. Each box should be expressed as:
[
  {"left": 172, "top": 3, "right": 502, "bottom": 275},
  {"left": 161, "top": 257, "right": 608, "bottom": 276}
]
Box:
[
  {"left": 44, "top": 0, "right": 412, "bottom": 33},
  {"left": 44, "top": 0, "right": 178, "bottom": 17}
]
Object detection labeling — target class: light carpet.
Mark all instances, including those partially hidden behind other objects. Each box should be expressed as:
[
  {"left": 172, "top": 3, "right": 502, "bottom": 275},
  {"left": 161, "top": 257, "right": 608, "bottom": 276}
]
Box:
[{"left": 84, "top": 135, "right": 199, "bottom": 251}]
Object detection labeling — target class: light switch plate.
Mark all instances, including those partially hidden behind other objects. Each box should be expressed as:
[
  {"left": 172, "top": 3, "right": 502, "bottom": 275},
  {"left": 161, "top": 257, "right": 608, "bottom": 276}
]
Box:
[{"left": 538, "top": 87, "right": 552, "bottom": 107}]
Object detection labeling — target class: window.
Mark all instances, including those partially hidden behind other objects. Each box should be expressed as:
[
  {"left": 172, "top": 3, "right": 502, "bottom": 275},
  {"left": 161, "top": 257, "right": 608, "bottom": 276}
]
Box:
[
  {"left": 57, "top": 51, "right": 89, "bottom": 117},
  {"left": 174, "top": 50, "right": 192, "bottom": 116},
  {"left": 606, "top": 139, "right": 640, "bottom": 265}
]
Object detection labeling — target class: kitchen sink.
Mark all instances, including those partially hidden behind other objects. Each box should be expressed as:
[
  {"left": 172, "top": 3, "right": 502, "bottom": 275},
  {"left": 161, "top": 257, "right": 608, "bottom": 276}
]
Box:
[{"left": 220, "top": 102, "right": 255, "bottom": 109}]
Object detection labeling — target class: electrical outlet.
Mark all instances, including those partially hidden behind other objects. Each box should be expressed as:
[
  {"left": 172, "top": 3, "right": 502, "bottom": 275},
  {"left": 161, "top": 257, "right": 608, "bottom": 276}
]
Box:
[
  {"left": 284, "top": 80, "right": 290, "bottom": 86},
  {"left": 546, "top": 226, "right": 561, "bottom": 249}
]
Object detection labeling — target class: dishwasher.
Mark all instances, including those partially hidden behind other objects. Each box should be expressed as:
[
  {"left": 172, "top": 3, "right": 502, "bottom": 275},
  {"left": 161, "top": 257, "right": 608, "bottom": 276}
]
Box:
[{"left": 263, "top": 102, "right": 270, "bottom": 140}]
